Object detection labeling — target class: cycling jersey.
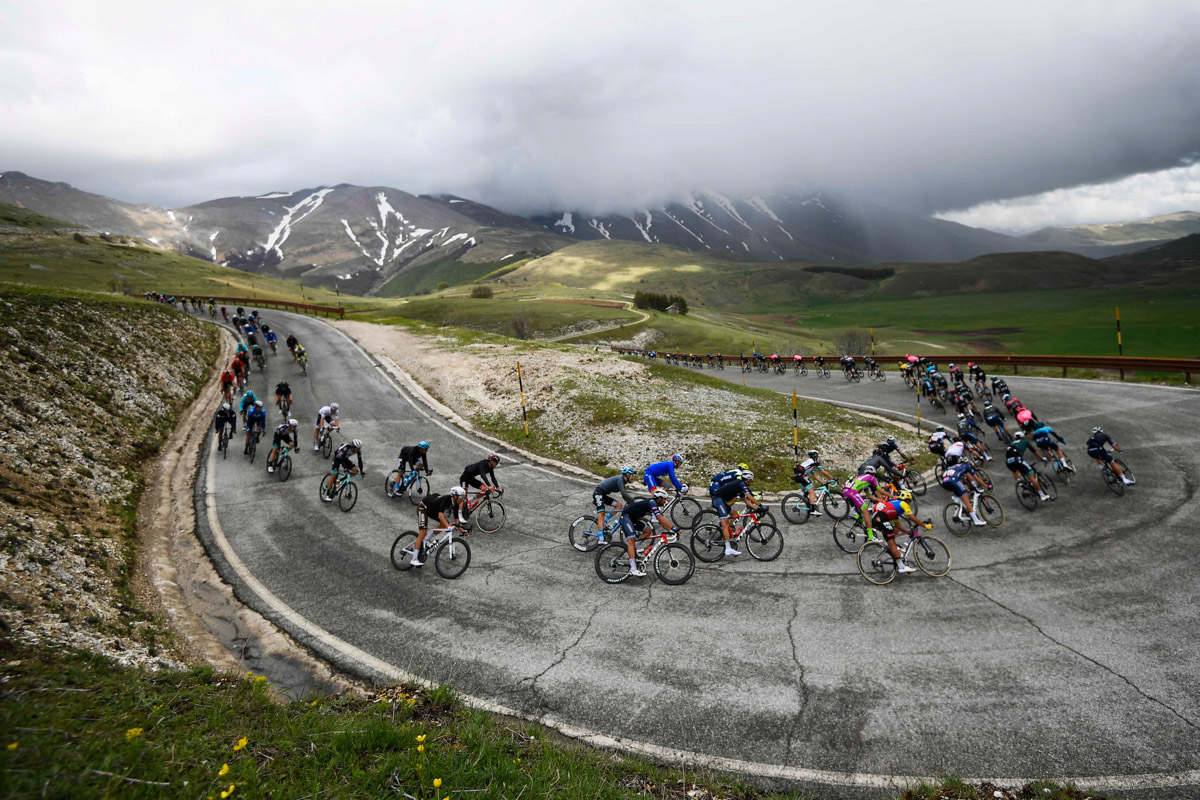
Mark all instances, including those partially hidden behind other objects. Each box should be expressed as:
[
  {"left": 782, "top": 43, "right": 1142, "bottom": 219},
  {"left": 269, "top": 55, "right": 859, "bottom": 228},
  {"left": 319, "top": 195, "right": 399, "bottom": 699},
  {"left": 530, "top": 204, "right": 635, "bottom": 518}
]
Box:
[
  {"left": 710, "top": 476, "right": 750, "bottom": 519},
  {"left": 793, "top": 458, "right": 821, "bottom": 487},
  {"left": 220, "top": 370, "right": 234, "bottom": 386},
  {"left": 245, "top": 407, "right": 267, "bottom": 431},
  {"left": 1004, "top": 439, "right": 1037, "bottom": 474},
  {"left": 271, "top": 423, "right": 296, "bottom": 446},
  {"left": 945, "top": 441, "right": 965, "bottom": 459},
  {"left": 849, "top": 473, "right": 879, "bottom": 494},
  {"left": 460, "top": 459, "right": 499, "bottom": 489},
  {"left": 398, "top": 444, "right": 429, "bottom": 472},
  {"left": 984, "top": 408, "right": 1004, "bottom": 426},
  {"left": 941, "top": 462, "right": 976, "bottom": 496},
  {"left": 928, "top": 431, "right": 949, "bottom": 454},
  {"left": 643, "top": 460, "right": 683, "bottom": 491},
  {"left": 858, "top": 454, "right": 891, "bottom": 475},
  {"left": 316, "top": 405, "right": 339, "bottom": 425},
  {"left": 231, "top": 359, "right": 246, "bottom": 376},
  {"left": 1032, "top": 425, "right": 1064, "bottom": 447},
  {"left": 238, "top": 393, "right": 258, "bottom": 414},
  {"left": 1015, "top": 408, "right": 1035, "bottom": 427},
  {"left": 593, "top": 474, "right": 633, "bottom": 511},
  {"left": 286, "top": 335, "right": 298, "bottom": 350},
  {"left": 274, "top": 382, "right": 292, "bottom": 397},
  {"left": 332, "top": 443, "right": 363, "bottom": 472},
  {"left": 213, "top": 407, "right": 237, "bottom": 433},
  {"left": 619, "top": 498, "right": 662, "bottom": 539},
  {"left": 417, "top": 493, "right": 463, "bottom": 529},
  {"left": 1086, "top": 431, "right": 1116, "bottom": 463}
]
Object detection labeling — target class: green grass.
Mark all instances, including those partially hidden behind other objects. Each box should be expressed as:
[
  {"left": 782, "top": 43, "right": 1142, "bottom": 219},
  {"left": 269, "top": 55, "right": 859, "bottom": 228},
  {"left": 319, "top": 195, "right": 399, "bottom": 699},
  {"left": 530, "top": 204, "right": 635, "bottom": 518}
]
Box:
[
  {"left": 363, "top": 291, "right": 638, "bottom": 338},
  {"left": 376, "top": 258, "right": 531, "bottom": 296},
  {"left": 0, "top": 203, "right": 84, "bottom": 231}
]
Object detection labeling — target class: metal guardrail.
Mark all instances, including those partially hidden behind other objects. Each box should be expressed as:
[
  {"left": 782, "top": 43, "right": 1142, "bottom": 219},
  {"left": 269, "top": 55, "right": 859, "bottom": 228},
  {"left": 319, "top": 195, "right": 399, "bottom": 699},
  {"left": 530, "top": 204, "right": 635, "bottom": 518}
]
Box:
[
  {"left": 609, "top": 347, "right": 1200, "bottom": 382},
  {"left": 171, "top": 294, "right": 345, "bottom": 319}
]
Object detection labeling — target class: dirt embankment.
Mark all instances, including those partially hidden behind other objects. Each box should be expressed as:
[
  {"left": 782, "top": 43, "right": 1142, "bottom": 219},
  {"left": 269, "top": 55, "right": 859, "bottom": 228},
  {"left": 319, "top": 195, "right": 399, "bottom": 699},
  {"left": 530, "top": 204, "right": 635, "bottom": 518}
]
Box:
[{"left": 0, "top": 292, "right": 215, "bottom": 668}]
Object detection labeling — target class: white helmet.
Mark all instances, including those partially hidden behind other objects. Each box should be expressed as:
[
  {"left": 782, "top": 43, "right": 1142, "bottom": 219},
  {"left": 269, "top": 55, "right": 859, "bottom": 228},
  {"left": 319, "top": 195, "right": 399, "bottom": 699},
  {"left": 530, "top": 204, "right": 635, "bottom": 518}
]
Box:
[
  {"left": 330, "top": 402, "right": 340, "bottom": 412},
  {"left": 739, "top": 469, "right": 755, "bottom": 482},
  {"left": 351, "top": 438, "right": 363, "bottom": 449},
  {"left": 650, "top": 487, "right": 669, "bottom": 501},
  {"left": 450, "top": 486, "right": 466, "bottom": 498},
  {"left": 287, "top": 418, "right": 298, "bottom": 427}
]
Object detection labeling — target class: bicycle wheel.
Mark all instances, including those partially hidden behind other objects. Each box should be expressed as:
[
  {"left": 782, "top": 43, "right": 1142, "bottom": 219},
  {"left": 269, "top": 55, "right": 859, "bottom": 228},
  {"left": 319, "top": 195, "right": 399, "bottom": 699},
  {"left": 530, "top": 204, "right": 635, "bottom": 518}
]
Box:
[
  {"left": 219, "top": 432, "right": 228, "bottom": 459},
  {"left": 857, "top": 541, "right": 896, "bottom": 585},
  {"left": 903, "top": 470, "right": 927, "bottom": 496},
  {"left": 746, "top": 523, "right": 783, "bottom": 562},
  {"left": 320, "top": 434, "right": 332, "bottom": 459},
  {"left": 832, "top": 517, "right": 869, "bottom": 553},
  {"left": 942, "top": 503, "right": 972, "bottom": 537},
  {"left": 435, "top": 537, "right": 472, "bottom": 579},
  {"left": 654, "top": 542, "right": 695, "bottom": 585},
  {"left": 317, "top": 475, "right": 332, "bottom": 502},
  {"left": 390, "top": 531, "right": 419, "bottom": 570},
  {"left": 569, "top": 515, "right": 603, "bottom": 552},
  {"left": 277, "top": 455, "right": 291, "bottom": 482},
  {"left": 1015, "top": 480, "right": 1038, "bottom": 511},
  {"left": 475, "top": 499, "right": 505, "bottom": 532},
  {"left": 934, "top": 462, "right": 945, "bottom": 483},
  {"left": 690, "top": 524, "right": 726, "bottom": 562},
  {"left": 1037, "top": 470, "right": 1057, "bottom": 501},
  {"left": 407, "top": 475, "right": 431, "bottom": 505},
  {"left": 248, "top": 437, "right": 257, "bottom": 463},
  {"left": 933, "top": 398, "right": 946, "bottom": 415},
  {"left": 385, "top": 470, "right": 403, "bottom": 498},
  {"left": 595, "top": 543, "right": 632, "bottom": 583},
  {"left": 669, "top": 496, "right": 703, "bottom": 529},
  {"left": 913, "top": 534, "right": 951, "bottom": 577},
  {"left": 689, "top": 509, "right": 719, "bottom": 532},
  {"left": 877, "top": 370, "right": 886, "bottom": 382},
  {"left": 975, "top": 468, "right": 994, "bottom": 491},
  {"left": 1103, "top": 465, "right": 1125, "bottom": 495},
  {"left": 338, "top": 480, "right": 358, "bottom": 512},
  {"left": 1114, "top": 458, "right": 1135, "bottom": 484},
  {"left": 780, "top": 493, "right": 810, "bottom": 524},
  {"left": 1054, "top": 461, "right": 1072, "bottom": 486},
  {"left": 822, "top": 490, "right": 849, "bottom": 520},
  {"left": 978, "top": 493, "right": 1004, "bottom": 527}
]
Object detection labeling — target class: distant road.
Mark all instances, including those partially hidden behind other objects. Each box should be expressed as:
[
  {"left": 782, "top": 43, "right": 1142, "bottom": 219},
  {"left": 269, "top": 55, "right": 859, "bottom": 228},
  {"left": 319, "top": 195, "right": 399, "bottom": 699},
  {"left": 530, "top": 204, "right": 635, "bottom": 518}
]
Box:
[
  {"left": 547, "top": 300, "right": 649, "bottom": 341},
  {"left": 194, "top": 308, "right": 1200, "bottom": 797}
]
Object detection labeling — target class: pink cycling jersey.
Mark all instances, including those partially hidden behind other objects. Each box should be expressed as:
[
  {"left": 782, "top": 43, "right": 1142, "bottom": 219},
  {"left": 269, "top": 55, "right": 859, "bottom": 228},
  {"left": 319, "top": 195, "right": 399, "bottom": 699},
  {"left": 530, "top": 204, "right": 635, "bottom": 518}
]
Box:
[{"left": 1016, "top": 408, "right": 1034, "bottom": 425}]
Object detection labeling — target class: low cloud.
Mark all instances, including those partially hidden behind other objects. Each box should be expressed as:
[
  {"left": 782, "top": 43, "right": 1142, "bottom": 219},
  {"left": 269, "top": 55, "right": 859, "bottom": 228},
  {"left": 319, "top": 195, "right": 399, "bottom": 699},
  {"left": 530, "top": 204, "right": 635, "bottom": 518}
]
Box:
[{"left": 2, "top": 1, "right": 1199, "bottom": 217}]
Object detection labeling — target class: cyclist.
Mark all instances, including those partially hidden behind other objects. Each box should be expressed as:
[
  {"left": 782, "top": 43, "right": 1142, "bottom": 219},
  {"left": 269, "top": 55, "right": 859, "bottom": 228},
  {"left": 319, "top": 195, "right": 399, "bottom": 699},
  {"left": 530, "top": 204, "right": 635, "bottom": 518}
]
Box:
[
  {"left": 243, "top": 400, "right": 267, "bottom": 455},
  {"left": 274, "top": 380, "right": 293, "bottom": 415},
  {"left": 792, "top": 450, "right": 834, "bottom": 516},
  {"left": 983, "top": 400, "right": 1010, "bottom": 441},
  {"left": 266, "top": 418, "right": 299, "bottom": 473},
  {"left": 238, "top": 389, "right": 259, "bottom": 423},
  {"left": 219, "top": 367, "right": 235, "bottom": 401},
  {"left": 874, "top": 434, "right": 910, "bottom": 475},
  {"left": 213, "top": 401, "right": 237, "bottom": 441},
  {"left": 321, "top": 439, "right": 364, "bottom": 502},
  {"left": 221, "top": 305, "right": 229, "bottom": 322},
  {"left": 948, "top": 362, "right": 964, "bottom": 384},
  {"left": 293, "top": 343, "right": 307, "bottom": 367},
  {"left": 286, "top": 333, "right": 299, "bottom": 354},
  {"left": 842, "top": 468, "right": 892, "bottom": 526},
  {"left": 313, "top": 402, "right": 340, "bottom": 450},
  {"left": 814, "top": 355, "right": 825, "bottom": 374},
  {"left": 235, "top": 339, "right": 248, "bottom": 358},
  {"left": 928, "top": 425, "right": 951, "bottom": 460},
  {"left": 244, "top": 324, "right": 258, "bottom": 348},
  {"left": 264, "top": 328, "right": 278, "bottom": 354},
  {"left": 250, "top": 342, "right": 265, "bottom": 368},
  {"left": 1086, "top": 426, "right": 1134, "bottom": 485},
  {"left": 643, "top": 454, "right": 687, "bottom": 494},
  {"left": 992, "top": 376, "right": 1010, "bottom": 396},
  {"left": 956, "top": 413, "right": 991, "bottom": 461},
  {"left": 931, "top": 370, "right": 949, "bottom": 396},
  {"left": 410, "top": 487, "right": 470, "bottom": 566},
  {"left": 1015, "top": 405, "right": 1038, "bottom": 431},
  {"left": 619, "top": 487, "right": 681, "bottom": 578},
  {"left": 230, "top": 356, "right": 247, "bottom": 391},
  {"left": 709, "top": 466, "right": 764, "bottom": 558},
  {"left": 867, "top": 491, "right": 931, "bottom": 574},
  {"left": 592, "top": 467, "right": 638, "bottom": 537},
  {"left": 920, "top": 370, "right": 936, "bottom": 399},
  {"left": 1031, "top": 423, "right": 1071, "bottom": 468},
  {"left": 939, "top": 455, "right": 989, "bottom": 526},
  {"left": 1005, "top": 431, "right": 1053, "bottom": 501},
  {"left": 968, "top": 362, "right": 987, "bottom": 385},
  {"left": 460, "top": 453, "right": 503, "bottom": 495},
  {"left": 396, "top": 441, "right": 434, "bottom": 484}
]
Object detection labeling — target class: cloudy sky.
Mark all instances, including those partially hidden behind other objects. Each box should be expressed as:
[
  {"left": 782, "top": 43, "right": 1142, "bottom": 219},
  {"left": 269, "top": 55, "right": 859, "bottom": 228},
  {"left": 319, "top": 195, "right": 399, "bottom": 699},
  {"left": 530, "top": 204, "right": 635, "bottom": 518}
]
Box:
[{"left": 2, "top": 0, "right": 1199, "bottom": 231}]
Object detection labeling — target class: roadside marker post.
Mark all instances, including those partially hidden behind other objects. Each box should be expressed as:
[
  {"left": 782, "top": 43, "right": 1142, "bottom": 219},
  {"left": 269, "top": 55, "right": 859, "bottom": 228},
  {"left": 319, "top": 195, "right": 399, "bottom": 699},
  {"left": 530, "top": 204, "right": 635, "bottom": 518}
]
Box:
[
  {"left": 870, "top": 328, "right": 875, "bottom": 355},
  {"left": 1116, "top": 307, "right": 1124, "bottom": 380},
  {"left": 517, "top": 361, "right": 530, "bottom": 436},
  {"left": 792, "top": 390, "right": 799, "bottom": 459}
]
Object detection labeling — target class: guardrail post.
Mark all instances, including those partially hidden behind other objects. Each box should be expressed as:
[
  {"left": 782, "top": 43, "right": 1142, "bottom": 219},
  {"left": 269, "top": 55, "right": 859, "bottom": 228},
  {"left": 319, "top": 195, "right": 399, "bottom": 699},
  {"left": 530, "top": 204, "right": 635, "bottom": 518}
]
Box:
[
  {"left": 1119, "top": 369, "right": 1125, "bottom": 381},
  {"left": 1062, "top": 366, "right": 1067, "bottom": 378}
]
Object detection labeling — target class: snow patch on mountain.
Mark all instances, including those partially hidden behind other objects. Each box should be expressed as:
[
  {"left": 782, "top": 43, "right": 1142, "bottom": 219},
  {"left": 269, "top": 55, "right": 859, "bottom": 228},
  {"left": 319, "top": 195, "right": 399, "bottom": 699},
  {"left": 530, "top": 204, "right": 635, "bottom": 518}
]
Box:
[
  {"left": 588, "top": 219, "right": 611, "bottom": 239},
  {"left": 746, "top": 195, "right": 794, "bottom": 241},
  {"left": 554, "top": 212, "right": 575, "bottom": 233},
  {"left": 263, "top": 188, "right": 335, "bottom": 257},
  {"left": 703, "top": 191, "right": 752, "bottom": 231},
  {"left": 441, "top": 232, "right": 470, "bottom": 247},
  {"left": 662, "top": 210, "right": 705, "bottom": 244},
  {"left": 256, "top": 191, "right": 294, "bottom": 199},
  {"left": 630, "top": 211, "right": 654, "bottom": 243},
  {"left": 685, "top": 195, "right": 730, "bottom": 235}
]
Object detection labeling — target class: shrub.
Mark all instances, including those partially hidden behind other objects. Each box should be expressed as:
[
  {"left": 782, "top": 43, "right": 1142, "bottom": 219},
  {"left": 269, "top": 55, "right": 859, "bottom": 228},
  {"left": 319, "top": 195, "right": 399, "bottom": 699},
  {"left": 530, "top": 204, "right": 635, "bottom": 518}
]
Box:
[
  {"left": 436, "top": 281, "right": 450, "bottom": 291},
  {"left": 512, "top": 313, "right": 530, "bottom": 339},
  {"left": 470, "top": 285, "right": 494, "bottom": 299},
  {"left": 73, "top": 232, "right": 87, "bottom": 244},
  {"left": 834, "top": 329, "right": 872, "bottom": 356}
]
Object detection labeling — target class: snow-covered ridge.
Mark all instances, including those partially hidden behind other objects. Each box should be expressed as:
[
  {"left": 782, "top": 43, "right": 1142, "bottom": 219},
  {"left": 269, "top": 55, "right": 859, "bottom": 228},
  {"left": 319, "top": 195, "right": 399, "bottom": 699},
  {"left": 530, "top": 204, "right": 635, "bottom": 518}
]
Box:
[
  {"left": 554, "top": 212, "right": 575, "bottom": 233},
  {"left": 263, "top": 188, "right": 336, "bottom": 257}
]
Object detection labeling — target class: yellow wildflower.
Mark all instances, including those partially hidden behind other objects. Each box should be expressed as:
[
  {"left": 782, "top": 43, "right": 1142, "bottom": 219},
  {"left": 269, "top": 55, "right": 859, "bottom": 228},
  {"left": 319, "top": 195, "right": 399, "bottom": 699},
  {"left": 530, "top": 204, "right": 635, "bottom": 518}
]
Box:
[
  {"left": 417, "top": 744, "right": 424, "bottom": 753},
  {"left": 416, "top": 734, "right": 426, "bottom": 742},
  {"left": 310, "top": 700, "right": 318, "bottom": 707},
  {"left": 220, "top": 784, "right": 236, "bottom": 798},
  {"left": 407, "top": 698, "right": 415, "bottom": 706},
  {"left": 218, "top": 763, "right": 230, "bottom": 776},
  {"left": 6, "top": 742, "right": 17, "bottom": 751},
  {"left": 433, "top": 778, "right": 443, "bottom": 788},
  {"left": 125, "top": 728, "right": 144, "bottom": 741},
  {"left": 233, "top": 736, "right": 247, "bottom": 751},
  {"left": 254, "top": 676, "right": 267, "bottom": 683}
]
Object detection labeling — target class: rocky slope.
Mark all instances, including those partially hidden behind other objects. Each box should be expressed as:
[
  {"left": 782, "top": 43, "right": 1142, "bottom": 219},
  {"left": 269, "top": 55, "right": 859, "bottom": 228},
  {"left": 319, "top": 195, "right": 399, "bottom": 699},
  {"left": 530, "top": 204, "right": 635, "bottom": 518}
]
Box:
[{"left": 0, "top": 289, "right": 217, "bottom": 668}]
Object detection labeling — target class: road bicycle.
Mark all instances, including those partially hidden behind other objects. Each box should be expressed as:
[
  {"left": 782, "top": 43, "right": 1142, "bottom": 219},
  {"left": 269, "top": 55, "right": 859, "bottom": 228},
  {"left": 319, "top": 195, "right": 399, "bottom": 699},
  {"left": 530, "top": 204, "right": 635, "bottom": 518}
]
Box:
[
  {"left": 463, "top": 487, "right": 506, "bottom": 533},
  {"left": 594, "top": 530, "right": 695, "bottom": 585},
  {"left": 867, "top": 366, "right": 887, "bottom": 382},
  {"left": 254, "top": 351, "right": 267, "bottom": 373},
  {"left": 689, "top": 495, "right": 775, "bottom": 533},
  {"left": 390, "top": 523, "right": 473, "bottom": 579},
  {"left": 217, "top": 424, "right": 232, "bottom": 459},
  {"left": 857, "top": 527, "right": 951, "bottom": 585},
  {"left": 1042, "top": 448, "right": 1075, "bottom": 486},
  {"left": 319, "top": 470, "right": 361, "bottom": 512},
  {"left": 1015, "top": 467, "right": 1057, "bottom": 511},
  {"left": 942, "top": 489, "right": 1005, "bottom": 537},
  {"left": 267, "top": 442, "right": 293, "bottom": 482},
  {"left": 567, "top": 513, "right": 623, "bottom": 552},
  {"left": 691, "top": 506, "right": 783, "bottom": 563},
  {"left": 385, "top": 467, "right": 431, "bottom": 505},
  {"left": 974, "top": 379, "right": 992, "bottom": 400},
  {"left": 780, "top": 479, "right": 847, "bottom": 524},
  {"left": 296, "top": 352, "right": 308, "bottom": 376},
  {"left": 794, "top": 362, "right": 808, "bottom": 376},
  {"left": 1098, "top": 456, "right": 1135, "bottom": 496},
  {"left": 646, "top": 487, "right": 703, "bottom": 530},
  {"left": 843, "top": 367, "right": 863, "bottom": 383},
  {"left": 244, "top": 428, "right": 263, "bottom": 463},
  {"left": 891, "top": 461, "right": 927, "bottom": 496},
  {"left": 278, "top": 395, "right": 291, "bottom": 418},
  {"left": 316, "top": 423, "right": 339, "bottom": 459},
  {"left": 814, "top": 365, "right": 830, "bottom": 378}
]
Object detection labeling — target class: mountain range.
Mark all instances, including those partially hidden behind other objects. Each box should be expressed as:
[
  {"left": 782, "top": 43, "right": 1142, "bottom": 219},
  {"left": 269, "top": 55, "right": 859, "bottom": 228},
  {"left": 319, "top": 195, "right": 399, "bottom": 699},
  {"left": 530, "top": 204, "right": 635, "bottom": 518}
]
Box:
[{"left": 2, "top": 170, "right": 1196, "bottom": 295}]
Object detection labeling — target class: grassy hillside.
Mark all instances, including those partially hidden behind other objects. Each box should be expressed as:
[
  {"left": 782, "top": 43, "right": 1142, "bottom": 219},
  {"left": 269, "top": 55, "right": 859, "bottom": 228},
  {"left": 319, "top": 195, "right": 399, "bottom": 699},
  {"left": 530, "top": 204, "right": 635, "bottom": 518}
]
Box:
[
  {"left": 0, "top": 203, "right": 85, "bottom": 231},
  {"left": 377, "top": 257, "right": 530, "bottom": 297}
]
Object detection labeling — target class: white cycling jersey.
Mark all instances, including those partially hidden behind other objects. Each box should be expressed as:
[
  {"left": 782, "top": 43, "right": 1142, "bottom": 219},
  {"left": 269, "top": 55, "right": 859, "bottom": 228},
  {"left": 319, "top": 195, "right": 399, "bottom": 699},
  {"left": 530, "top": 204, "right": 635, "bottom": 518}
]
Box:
[
  {"left": 316, "top": 406, "right": 340, "bottom": 426},
  {"left": 945, "top": 441, "right": 966, "bottom": 459}
]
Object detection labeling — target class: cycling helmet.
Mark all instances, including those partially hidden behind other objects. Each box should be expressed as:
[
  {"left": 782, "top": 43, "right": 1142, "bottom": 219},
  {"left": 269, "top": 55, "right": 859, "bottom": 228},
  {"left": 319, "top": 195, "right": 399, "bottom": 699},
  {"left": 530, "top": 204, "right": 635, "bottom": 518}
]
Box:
[
  {"left": 983, "top": 400, "right": 993, "bottom": 407},
  {"left": 450, "top": 486, "right": 466, "bottom": 498},
  {"left": 886, "top": 435, "right": 896, "bottom": 444},
  {"left": 487, "top": 453, "right": 500, "bottom": 463},
  {"left": 736, "top": 462, "right": 750, "bottom": 471},
  {"left": 957, "top": 412, "right": 965, "bottom": 420},
  {"left": 220, "top": 402, "right": 231, "bottom": 411},
  {"left": 650, "top": 487, "right": 669, "bottom": 501},
  {"left": 418, "top": 441, "right": 430, "bottom": 450},
  {"left": 621, "top": 467, "right": 636, "bottom": 476},
  {"left": 949, "top": 363, "right": 955, "bottom": 368},
  {"left": 254, "top": 400, "right": 263, "bottom": 407},
  {"left": 967, "top": 362, "right": 976, "bottom": 368},
  {"left": 330, "top": 402, "right": 340, "bottom": 412},
  {"left": 946, "top": 455, "right": 961, "bottom": 466},
  {"left": 1092, "top": 426, "right": 1103, "bottom": 433},
  {"left": 288, "top": 418, "right": 298, "bottom": 427},
  {"left": 807, "top": 450, "right": 819, "bottom": 459},
  {"left": 671, "top": 453, "right": 684, "bottom": 464},
  {"left": 740, "top": 470, "right": 755, "bottom": 482},
  {"left": 1013, "top": 431, "right": 1024, "bottom": 439},
  {"left": 936, "top": 425, "right": 945, "bottom": 432},
  {"left": 351, "top": 438, "right": 363, "bottom": 449},
  {"left": 1002, "top": 394, "right": 1011, "bottom": 401},
  {"left": 896, "top": 489, "right": 913, "bottom": 502}
]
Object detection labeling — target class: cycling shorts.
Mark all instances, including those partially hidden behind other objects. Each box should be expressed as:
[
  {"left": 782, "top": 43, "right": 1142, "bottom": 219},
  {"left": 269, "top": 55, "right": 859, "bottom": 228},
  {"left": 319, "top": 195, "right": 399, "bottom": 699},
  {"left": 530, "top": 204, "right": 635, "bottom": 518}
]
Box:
[
  {"left": 461, "top": 474, "right": 484, "bottom": 489},
  {"left": 1033, "top": 436, "right": 1053, "bottom": 449},
  {"left": 619, "top": 515, "right": 648, "bottom": 541},
  {"left": 961, "top": 431, "right": 979, "bottom": 445},
  {"left": 1006, "top": 457, "right": 1033, "bottom": 476},
  {"left": 1087, "top": 447, "right": 1113, "bottom": 464},
  {"left": 416, "top": 505, "right": 431, "bottom": 530},
  {"left": 842, "top": 488, "right": 865, "bottom": 510},
  {"left": 986, "top": 414, "right": 1003, "bottom": 426},
  {"left": 941, "top": 477, "right": 967, "bottom": 496},
  {"left": 272, "top": 433, "right": 291, "bottom": 447},
  {"left": 711, "top": 496, "right": 732, "bottom": 519},
  {"left": 593, "top": 493, "right": 619, "bottom": 513},
  {"left": 873, "top": 519, "right": 898, "bottom": 540}
]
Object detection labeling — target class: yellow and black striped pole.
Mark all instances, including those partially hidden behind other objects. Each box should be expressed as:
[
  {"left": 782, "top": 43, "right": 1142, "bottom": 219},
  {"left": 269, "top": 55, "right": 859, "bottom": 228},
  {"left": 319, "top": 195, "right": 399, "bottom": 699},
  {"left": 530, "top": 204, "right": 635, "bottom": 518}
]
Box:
[
  {"left": 517, "top": 361, "right": 530, "bottom": 436},
  {"left": 1116, "top": 307, "right": 1124, "bottom": 381},
  {"left": 792, "top": 390, "right": 799, "bottom": 458},
  {"left": 870, "top": 327, "right": 875, "bottom": 355}
]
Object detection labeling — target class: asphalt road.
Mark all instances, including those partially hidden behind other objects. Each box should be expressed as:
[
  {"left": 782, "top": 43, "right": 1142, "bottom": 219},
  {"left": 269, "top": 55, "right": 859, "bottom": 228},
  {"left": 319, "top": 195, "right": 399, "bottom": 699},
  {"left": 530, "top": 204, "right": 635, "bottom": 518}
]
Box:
[{"left": 192, "top": 309, "right": 1200, "bottom": 796}]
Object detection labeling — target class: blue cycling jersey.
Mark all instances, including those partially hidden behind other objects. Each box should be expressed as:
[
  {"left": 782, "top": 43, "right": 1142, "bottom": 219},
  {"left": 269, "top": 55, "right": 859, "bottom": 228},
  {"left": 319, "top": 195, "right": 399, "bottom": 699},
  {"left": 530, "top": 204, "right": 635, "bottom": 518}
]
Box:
[
  {"left": 245, "top": 408, "right": 267, "bottom": 429},
  {"left": 238, "top": 393, "right": 258, "bottom": 413},
  {"left": 644, "top": 460, "right": 682, "bottom": 490}
]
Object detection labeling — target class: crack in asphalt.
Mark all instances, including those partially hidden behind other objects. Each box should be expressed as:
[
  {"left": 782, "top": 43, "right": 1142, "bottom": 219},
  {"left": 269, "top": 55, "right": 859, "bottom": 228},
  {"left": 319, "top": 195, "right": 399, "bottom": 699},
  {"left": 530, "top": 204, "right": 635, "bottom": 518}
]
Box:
[
  {"left": 519, "top": 605, "right": 601, "bottom": 713},
  {"left": 783, "top": 596, "right": 811, "bottom": 762},
  {"left": 949, "top": 576, "right": 1200, "bottom": 734}
]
